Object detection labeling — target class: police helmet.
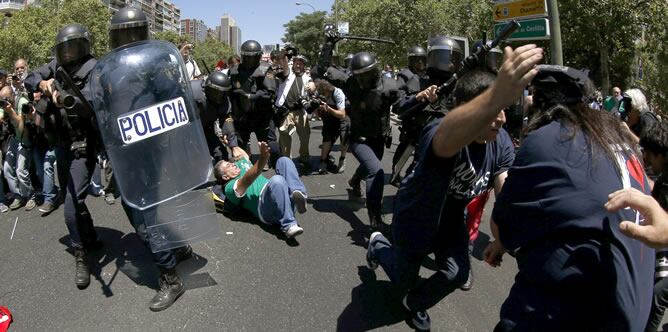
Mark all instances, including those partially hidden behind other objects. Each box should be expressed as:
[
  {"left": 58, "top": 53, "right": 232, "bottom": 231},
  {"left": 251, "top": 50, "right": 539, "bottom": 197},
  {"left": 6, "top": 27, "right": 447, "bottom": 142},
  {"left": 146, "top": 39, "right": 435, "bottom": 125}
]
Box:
[
  {"left": 240, "top": 40, "right": 262, "bottom": 68},
  {"left": 472, "top": 40, "right": 503, "bottom": 73},
  {"left": 531, "top": 65, "right": 593, "bottom": 107},
  {"left": 426, "top": 36, "right": 463, "bottom": 80},
  {"left": 407, "top": 46, "right": 427, "bottom": 72},
  {"left": 351, "top": 52, "right": 380, "bottom": 90},
  {"left": 343, "top": 53, "right": 354, "bottom": 69},
  {"left": 109, "top": 7, "right": 149, "bottom": 49},
  {"left": 55, "top": 24, "right": 91, "bottom": 67},
  {"left": 204, "top": 71, "right": 232, "bottom": 104}
]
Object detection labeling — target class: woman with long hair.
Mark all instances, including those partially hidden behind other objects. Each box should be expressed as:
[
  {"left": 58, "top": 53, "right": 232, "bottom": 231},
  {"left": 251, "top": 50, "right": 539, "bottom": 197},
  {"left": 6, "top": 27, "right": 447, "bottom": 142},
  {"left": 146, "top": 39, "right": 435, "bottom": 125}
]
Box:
[{"left": 489, "top": 65, "right": 654, "bottom": 331}]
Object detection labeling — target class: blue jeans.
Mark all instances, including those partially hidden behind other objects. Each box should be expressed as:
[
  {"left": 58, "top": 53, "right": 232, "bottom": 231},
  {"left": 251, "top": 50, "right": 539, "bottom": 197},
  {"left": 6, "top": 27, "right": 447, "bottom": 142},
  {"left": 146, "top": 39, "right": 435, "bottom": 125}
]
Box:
[
  {"left": 369, "top": 215, "right": 470, "bottom": 312},
  {"left": 32, "top": 147, "right": 58, "bottom": 204},
  {"left": 258, "top": 157, "right": 307, "bottom": 232},
  {"left": 4, "top": 137, "right": 34, "bottom": 199}
]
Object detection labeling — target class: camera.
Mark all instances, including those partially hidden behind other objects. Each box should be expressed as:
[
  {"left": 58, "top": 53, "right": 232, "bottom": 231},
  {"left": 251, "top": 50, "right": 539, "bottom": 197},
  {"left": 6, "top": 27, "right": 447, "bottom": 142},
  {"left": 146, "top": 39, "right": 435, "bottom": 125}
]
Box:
[
  {"left": 0, "top": 98, "right": 9, "bottom": 108},
  {"left": 300, "top": 94, "right": 325, "bottom": 114}
]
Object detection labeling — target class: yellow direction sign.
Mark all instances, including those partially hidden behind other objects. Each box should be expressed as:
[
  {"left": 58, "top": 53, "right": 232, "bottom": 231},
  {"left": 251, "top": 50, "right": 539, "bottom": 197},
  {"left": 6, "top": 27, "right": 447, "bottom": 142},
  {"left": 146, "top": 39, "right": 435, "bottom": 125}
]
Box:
[{"left": 493, "top": 0, "right": 547, "bottom": 22}]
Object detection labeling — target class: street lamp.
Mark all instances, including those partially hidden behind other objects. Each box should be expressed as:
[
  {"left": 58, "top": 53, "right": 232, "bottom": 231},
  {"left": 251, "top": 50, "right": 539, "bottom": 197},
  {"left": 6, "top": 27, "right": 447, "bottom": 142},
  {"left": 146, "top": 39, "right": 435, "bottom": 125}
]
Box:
[{"left": 295, "top": 2, "right": 316, "bottom": 13}]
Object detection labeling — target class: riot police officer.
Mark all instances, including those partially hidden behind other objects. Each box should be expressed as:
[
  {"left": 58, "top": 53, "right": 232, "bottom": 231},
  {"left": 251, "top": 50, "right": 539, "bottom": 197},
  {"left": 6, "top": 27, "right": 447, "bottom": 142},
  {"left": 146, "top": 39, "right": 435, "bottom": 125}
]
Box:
[
  {"left": 393, "top": 36, "right": 464, "bottom": 185},
  {"left": 313, "top": 35, "right": 403, "bottom": 229},
  {"left": 392, "top": 46, "right": 430, "bottom": 184},
  {"left": 105, "top": 7, "right": 201, "bottom": 312},
  {"left": 228, "top": 40, "right": 278, "bottom": 154},
  {"left": 24, "top": 24, "right": 100, "bottom": 290},
  {"left": 343, "top": 53, "right": 354, "bottom": 71},
  {"left": 191, "top": 71, "right": 244, "bottom": 163}
]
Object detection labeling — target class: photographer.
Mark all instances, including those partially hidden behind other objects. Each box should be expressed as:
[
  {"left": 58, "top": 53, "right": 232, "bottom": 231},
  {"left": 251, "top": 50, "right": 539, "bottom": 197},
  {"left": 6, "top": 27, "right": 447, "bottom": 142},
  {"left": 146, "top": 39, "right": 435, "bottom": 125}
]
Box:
[
  {"left": 0, "top": 86, "right": 36, "bottom": 211},
  {"left": 276, "top": 54, "right": 312, "bottom": 169},
  {"left": 313, "top": 79, "right": 348, "bottom": 174},
  {"left": 491, "top": 65, "right": 653, "bottom": 331},
  {"left": 179, "top": 43, "right": 201, "bottom": 80},
  {"left": 25, "top": 91, "right": 58, "bottom": 214}
]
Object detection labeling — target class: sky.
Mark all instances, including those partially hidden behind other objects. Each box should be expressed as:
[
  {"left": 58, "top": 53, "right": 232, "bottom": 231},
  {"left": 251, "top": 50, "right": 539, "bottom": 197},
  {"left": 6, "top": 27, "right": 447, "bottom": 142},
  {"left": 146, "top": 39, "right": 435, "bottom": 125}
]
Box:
[{"left": 171, "top": 0, "right": 336, "bottom": 46}]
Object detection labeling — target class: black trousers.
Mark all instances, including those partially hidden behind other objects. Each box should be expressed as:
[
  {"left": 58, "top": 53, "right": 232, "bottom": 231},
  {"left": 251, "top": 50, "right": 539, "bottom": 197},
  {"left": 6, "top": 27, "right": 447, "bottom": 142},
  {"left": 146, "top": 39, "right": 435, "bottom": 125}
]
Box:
[{"left": 350, "top": 137, "right": 386, "bottom": 214}]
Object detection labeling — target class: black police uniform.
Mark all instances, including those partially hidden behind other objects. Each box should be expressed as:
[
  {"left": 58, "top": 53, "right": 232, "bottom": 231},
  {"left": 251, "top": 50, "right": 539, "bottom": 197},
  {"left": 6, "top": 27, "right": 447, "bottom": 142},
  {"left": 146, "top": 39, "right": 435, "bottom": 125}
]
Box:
[
  {"left": 314, "top": 48, "right": 403, "bottom": 226},
  {"left": 25, "top": 56, "right": 100, "bottom": 251},
  {"left": 191, "top": 79, "right": 238, "bottom": 163},
  {"left": 228, "top": 62, "right": 277, "bottom": 149},
  {"left": 393, "top": 67, "right": 431, "bottom": 179}
]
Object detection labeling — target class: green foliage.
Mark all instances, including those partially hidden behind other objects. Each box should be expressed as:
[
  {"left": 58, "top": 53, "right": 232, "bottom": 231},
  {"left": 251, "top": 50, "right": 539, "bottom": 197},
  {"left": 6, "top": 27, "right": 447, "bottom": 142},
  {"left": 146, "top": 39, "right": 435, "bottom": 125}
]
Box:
[
  {"left": 282, "top": 11, "right": 328, "bottom": 66},
  {"left": 0, "top": 0, "right": 109, "bottom": 70},
  {"left": 334, "top": 0, "right": 495, "bottom": 67},
  {"left": 191, "top": 37, "right": 235, "bottom": 73},
  {"left": 153, "top": 30, "right": 189, "bottom": 46}
]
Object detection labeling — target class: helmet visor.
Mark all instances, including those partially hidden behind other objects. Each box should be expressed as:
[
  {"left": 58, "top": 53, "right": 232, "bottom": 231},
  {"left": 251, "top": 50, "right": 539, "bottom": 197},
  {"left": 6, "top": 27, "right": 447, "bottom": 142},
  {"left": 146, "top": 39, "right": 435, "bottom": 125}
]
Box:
[
  {"left": 110, "top": 26, "right": 149, "bottom": 49},
  {"left": 427, "top": 48, "right": 462, "bottom": 74},
  {"left": 354, "top": 67, "right": 380, "bottom": 90},
  {"left": 55, "top": 39, "right": 90, "bottom": 66}
]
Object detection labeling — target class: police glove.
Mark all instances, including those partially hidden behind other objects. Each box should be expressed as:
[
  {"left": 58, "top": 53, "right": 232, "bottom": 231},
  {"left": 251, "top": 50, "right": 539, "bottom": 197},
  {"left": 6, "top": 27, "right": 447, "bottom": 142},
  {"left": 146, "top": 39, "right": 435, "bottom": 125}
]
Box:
[{"left": 232, "top": 89, "right": 251, "bottom": 100}]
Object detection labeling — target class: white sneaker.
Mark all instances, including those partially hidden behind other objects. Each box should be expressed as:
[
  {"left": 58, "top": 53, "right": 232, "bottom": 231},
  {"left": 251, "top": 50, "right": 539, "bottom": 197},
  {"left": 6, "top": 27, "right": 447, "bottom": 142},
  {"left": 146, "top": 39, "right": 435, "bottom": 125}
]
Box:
[
  {"left": 291, "top": 190, "right": 307, "bottom": 214},
  {"left": 284, "top": 224, "right": 304, "bottom": 239}
]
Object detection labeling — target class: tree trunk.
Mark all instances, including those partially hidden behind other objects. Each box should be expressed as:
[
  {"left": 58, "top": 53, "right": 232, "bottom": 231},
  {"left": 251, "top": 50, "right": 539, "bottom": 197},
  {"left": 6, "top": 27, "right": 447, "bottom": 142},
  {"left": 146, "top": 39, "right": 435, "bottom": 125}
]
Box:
[{"left": 600, "top": 44, "right": 610, "bottom": 95}]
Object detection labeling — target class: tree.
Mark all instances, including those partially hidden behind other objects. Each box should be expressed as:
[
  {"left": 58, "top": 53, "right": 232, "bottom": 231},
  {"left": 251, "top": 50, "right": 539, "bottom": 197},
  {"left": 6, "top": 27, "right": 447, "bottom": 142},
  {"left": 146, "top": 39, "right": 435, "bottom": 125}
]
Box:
[
  {"left": 154, "top": 30, "right": 189, "bottom": 46},
  {"left": 191, "top": 37, "right": 235, "bottom": 72},
  {"left": 0, "top": 0, "right": 110, "bottom": 70},
  {"left": 335, "top": 0, "right": 494, "bottom": 67},
  {"left": 282, "top": 11, "right": 328, "bottom": 66}
]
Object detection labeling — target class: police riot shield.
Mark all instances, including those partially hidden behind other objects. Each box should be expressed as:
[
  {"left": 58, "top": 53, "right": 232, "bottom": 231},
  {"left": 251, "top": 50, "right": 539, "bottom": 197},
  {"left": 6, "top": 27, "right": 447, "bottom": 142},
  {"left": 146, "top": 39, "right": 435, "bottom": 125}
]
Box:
[{"left": 89, "top": 40, "right": 219, "bottom": 251}]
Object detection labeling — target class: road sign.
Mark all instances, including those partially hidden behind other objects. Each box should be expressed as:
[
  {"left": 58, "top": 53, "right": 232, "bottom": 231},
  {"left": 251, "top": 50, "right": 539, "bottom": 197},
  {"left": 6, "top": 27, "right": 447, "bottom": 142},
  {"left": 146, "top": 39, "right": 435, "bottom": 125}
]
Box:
[
  {"left": 493, "top": 0, "right": 547, "bottom": 22},
  {"left": 337, "top": 22, "right": 349, "bottom": 35},
  {"left": 494, "top": 18, "right": 550, "bottom": 41}
]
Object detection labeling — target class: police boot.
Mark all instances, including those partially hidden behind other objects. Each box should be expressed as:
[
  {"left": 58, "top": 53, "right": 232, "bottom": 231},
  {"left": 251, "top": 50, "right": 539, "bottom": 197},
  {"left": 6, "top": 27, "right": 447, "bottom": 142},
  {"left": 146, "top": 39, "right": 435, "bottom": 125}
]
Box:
[
  {"left": 149, "top": 268, "right": 185, "bottom": 312},
  {"left": 74, "top": 249, "right": 90, "bottom": 289},
  {"left": 368, "top": 210, "right": 385, "bottom": 230}
]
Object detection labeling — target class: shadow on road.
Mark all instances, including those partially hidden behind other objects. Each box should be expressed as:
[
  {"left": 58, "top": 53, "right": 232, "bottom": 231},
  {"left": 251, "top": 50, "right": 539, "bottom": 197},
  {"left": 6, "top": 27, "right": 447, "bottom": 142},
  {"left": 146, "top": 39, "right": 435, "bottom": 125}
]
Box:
[
  {"left": 336, "top": 266, "right": 405, "bottom": 331},
  {"left": 310, "top": 196, "right": 368, "bottom": 248},
  {"left": 60, "top": 226, "right": 217, "bottom": 296}
]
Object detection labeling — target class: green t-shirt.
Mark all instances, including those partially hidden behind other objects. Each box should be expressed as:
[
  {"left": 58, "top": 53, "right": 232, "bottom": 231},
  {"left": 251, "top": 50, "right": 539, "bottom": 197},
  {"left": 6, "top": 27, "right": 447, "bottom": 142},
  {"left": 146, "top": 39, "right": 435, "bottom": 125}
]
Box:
[
  {"left": 223, "top": 159, "right": 270, "bottom": 220},
  {"left": 603, "top": 96, "right": 619, "bottom": 112}
]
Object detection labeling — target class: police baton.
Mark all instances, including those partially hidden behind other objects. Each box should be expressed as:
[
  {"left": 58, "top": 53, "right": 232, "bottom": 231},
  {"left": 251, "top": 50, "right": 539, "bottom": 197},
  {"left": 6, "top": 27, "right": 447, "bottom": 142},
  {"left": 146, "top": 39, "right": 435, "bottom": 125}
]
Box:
[
  {"left": 399, "top": 20, "right": 520, "bottom": 121},
  {"left": 340, "top": 35, "right": 395, "bottom": 45},
  {"left": 199, "top": 58, "right": 211, "bottom": 75}
]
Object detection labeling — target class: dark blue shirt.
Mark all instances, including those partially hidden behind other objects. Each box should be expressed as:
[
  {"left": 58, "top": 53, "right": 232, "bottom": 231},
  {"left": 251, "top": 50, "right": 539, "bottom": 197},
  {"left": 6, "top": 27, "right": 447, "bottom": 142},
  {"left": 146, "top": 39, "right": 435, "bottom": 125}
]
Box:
[
  {"left": 493, "top": 120, "right": 653, "bottom": 330},
  {"left": 392, "top": 119, "right": 514, "bottom": 253}
]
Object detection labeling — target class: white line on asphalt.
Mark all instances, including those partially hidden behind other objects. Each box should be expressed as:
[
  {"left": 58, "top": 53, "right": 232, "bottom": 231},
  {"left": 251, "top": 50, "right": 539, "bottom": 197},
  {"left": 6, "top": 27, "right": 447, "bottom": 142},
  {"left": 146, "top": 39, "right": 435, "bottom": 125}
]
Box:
[{"left": 10, "top": 217, "right": 18, "bottom": 240}]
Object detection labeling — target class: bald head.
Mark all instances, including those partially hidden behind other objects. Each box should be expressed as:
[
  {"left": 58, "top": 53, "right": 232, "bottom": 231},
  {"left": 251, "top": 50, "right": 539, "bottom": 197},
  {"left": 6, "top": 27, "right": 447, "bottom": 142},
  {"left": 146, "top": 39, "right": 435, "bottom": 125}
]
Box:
[
  {"left": 612, "top": 86, "right": 621, "bottom": 97},
  {"left": 0, "top": 86, "right": 14, "bottom": 100}
]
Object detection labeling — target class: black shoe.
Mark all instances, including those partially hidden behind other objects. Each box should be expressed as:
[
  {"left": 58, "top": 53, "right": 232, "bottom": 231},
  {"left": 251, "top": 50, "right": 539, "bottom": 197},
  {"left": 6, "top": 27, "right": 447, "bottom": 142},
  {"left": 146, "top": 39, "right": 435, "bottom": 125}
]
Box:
[
  {"left": 74, "top": 249, "right": 90, "bottom": 289},
  {"left": 174, "top": 245, "right": 193, "bottom": 263},
  {"left": 348, "top": 177, "right": 362, "bottom": 197},
  {"left": 403, "top": 295, "right": 431, "bottom": 331},
  {"left": 369, "top": 211, "right": 385, "bottom": 230},
  {"left": 460, "top": 267, "right": 473, "bottom": 291},
  {"left": 149, "top": 268, "right": 185, "bottom": 312},
  {"left": 366, "top": 231, "right": 383, "bottom": 270}
]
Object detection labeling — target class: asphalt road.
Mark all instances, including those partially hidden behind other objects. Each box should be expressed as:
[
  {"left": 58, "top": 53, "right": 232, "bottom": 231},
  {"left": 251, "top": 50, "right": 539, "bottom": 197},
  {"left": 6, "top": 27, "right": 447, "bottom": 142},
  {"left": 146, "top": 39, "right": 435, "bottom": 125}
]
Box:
[{"left": 0, "top": 119, "right": 614, "bottom": 331}]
